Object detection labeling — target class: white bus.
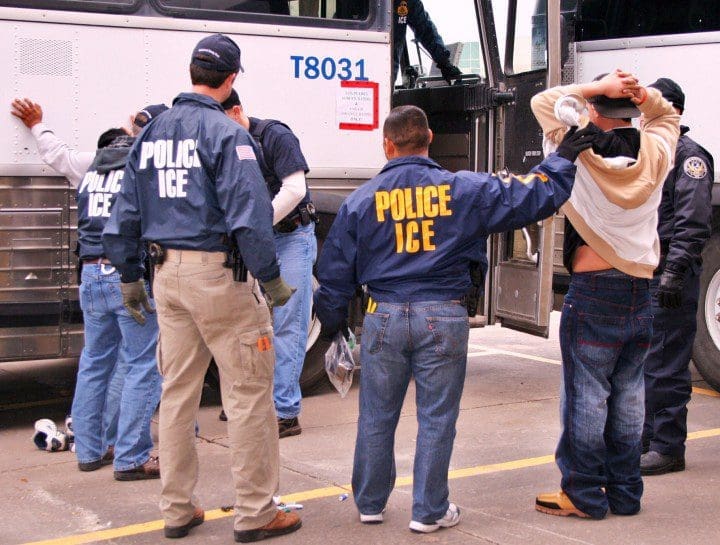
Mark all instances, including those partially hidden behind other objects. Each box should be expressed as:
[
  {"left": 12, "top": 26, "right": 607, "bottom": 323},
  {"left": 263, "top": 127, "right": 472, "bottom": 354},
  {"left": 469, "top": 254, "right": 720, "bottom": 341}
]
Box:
[{"left": 2, "top": 0, "right": 720, "bottom": 392}]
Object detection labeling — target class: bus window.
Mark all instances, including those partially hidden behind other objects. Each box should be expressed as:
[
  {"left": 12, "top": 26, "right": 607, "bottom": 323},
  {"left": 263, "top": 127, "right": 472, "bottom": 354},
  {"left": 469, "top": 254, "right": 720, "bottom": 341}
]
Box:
[
  {"left": 158, "top": 0, "right": 369, "bottom": 20},
  {"left": 0, "top": 0, "right": 139, "bottom": 12},
  {"left": 577, "top": 0, "right": 720, "bottom": 41},
  {"left": 512, "top": 0, "right": 547, "bottom": 73},
  {"left": 402, "top": 0, "right": 485, "bottom": 83}
]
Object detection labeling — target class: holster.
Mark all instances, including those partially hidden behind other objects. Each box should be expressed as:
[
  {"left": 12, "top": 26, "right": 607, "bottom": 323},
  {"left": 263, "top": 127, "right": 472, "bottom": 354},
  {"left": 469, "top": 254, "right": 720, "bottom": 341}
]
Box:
[
  {"left": 224, "top": 243, "right": 248, "bottom": 282},
  {"left": 463, "top": 261, "right": 485, "bottom": 317}
]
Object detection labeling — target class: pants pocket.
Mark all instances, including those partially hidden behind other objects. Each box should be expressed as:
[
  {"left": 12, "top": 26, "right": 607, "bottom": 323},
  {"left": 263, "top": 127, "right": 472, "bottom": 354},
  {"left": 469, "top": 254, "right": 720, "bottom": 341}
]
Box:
[
  {"left": 237, "top": 328, "right": 275, "bottom": 382},
  {"left": 576, "top": 312, "right": 625, "bottom": 367},
  {"left": 426, "top": 315, "right": 469, "bottom": 357},
  {"left": 363, "top": 312, "right": 390, "bottom": 355}
]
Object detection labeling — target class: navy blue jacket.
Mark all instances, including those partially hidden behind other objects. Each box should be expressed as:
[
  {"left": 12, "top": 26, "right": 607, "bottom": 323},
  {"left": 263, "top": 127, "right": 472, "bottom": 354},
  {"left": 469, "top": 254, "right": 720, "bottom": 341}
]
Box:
[
  {"left": 103, "top": 93, "right": 279, "bottom": 283},
  {"left": 77, "top": 136, "right": 134, "bottom": 260},
  {"left": 657, "top": 126, "right": 714, "bottom": 274},
  {"left": 249, "top": 117, "right": 311, "bottom": 212},
  {"left": 393, "top": 0, "right": 451, "bottom": 75},
  {"left": 314, "top": 154, "right": 577, "bottom": 331}
]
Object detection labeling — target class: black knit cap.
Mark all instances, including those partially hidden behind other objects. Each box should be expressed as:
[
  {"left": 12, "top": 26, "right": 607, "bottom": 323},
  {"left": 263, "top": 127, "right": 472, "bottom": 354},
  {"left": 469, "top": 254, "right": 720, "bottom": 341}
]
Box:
[{"left": 649, "top": 78, "right": 685, "bottom": 112}]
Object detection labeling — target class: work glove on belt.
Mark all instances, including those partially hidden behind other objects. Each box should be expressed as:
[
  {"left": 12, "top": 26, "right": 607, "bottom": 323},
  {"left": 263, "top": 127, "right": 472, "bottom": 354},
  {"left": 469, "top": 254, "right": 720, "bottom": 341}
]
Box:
[
  {"left": 260, "top": 276, "right": 296, "bottom": 308},
  {"left": 120, "top": 280, "right": 155, "bottom": 325},
  {"left": 657, "top": 266, "right": 685, "bottom": 309},
  {"left": 555, "top": 125, "right": 598, "bottom": 163},
  {"left": 438, "top": 60, "right": 462, "bottom": 85}
]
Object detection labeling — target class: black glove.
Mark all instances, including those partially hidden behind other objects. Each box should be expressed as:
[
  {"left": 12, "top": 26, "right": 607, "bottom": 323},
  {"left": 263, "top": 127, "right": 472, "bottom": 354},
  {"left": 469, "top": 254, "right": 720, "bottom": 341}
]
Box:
[
  {"left": 438, "top": 61, "right": 462, "bottom": 85},
  {"left": 555, "top": 125, "right": 598, "bottom": 163},
  {"left": 657, "top": 266, "right": 685, "bottom": 309},
  {"left": 320, "top": 318, "right": 349, "bottom": 343}
]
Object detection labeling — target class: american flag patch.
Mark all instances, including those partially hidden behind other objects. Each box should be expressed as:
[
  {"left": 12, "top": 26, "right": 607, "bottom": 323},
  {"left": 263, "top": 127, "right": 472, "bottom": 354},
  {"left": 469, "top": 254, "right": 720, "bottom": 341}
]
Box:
[{"left": 235, "top": 145, "right": 256, "bottom": 161}]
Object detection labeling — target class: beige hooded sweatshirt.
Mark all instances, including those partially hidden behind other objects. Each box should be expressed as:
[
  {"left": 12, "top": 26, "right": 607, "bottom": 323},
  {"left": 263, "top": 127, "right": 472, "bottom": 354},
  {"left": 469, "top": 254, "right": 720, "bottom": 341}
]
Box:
[{"left": 530, "top": 85, "right": 680, "bottom": 278}]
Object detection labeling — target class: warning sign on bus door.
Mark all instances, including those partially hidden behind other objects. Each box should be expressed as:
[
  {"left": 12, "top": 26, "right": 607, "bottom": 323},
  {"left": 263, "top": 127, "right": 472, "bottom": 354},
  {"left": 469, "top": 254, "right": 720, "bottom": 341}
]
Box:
[{"left": 337, "top": 80, "right": 379, "bottom": 131}]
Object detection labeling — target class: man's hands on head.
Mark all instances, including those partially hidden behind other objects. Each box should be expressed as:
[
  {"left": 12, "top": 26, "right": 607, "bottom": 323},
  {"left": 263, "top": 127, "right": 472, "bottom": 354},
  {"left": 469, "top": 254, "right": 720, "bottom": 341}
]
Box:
[
  {"left": 585, "top": 69, "right": 643, "bottom": 101},
  {"left": 11, "top": 98, "right": 43, "bottom": 129}
]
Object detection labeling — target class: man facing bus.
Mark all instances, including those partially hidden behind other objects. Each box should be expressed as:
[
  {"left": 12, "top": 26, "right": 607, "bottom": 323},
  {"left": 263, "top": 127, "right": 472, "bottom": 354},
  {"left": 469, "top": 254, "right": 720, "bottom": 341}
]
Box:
[
  {"left": 103, "top": 34, "right": 301, "bottom": 542},
  {"left": 314, "top": 105, "right": 594, "bottom": 534},
  {"left": 531, "top": 70, "right": 680, "bottom": 520}
]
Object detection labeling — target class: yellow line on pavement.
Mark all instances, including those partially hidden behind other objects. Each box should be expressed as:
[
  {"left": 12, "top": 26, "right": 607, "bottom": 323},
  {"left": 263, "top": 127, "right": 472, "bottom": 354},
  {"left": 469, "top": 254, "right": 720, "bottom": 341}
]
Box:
[
  {"left": 692, "top": 386, "right": 720, "bottom": 397},
  {"left": 19, "top": 426, "right": 720, "bottom": 545}
]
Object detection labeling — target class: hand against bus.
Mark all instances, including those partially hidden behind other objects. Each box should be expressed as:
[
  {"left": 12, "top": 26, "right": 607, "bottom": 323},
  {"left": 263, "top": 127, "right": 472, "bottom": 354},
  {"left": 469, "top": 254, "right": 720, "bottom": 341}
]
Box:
[{"left": 11, "top": 98, "right": 43, "bottom": 129}]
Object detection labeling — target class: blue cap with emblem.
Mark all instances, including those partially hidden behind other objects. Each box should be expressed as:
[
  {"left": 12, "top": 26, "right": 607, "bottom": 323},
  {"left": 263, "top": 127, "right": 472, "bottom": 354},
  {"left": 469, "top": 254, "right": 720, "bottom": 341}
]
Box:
[
  {"left": 191, "top": 33, "right": 244, "bottom": 73},
  {"left": 134, "top": 104, "right": 169, "bottom": 129}
]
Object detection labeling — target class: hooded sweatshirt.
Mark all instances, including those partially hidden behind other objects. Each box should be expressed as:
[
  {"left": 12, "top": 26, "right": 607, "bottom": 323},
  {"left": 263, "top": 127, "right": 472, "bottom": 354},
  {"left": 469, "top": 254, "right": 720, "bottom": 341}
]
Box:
[{"left": 531, "top": 85, "right": 680, "bottom": 278}]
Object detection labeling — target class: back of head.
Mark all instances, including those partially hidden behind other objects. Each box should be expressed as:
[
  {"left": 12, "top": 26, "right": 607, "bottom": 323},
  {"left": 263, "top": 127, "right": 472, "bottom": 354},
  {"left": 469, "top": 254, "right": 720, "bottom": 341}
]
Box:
[
  {"left": 97, "top": 128, "right": 128, "bottom": 149},
  {"left": 221, "top": 89, "right": 242, "bottom": 111},
  {"left": 190, "top": 33, "right": 243, "bottom": 88},
  {"left": 383, "top": 105, "right": 431, "bottom": 153},
  {"left": 133, "top": 103, "right": 169, "bottom": 134},
  {"left": 648, "top": 77, "right": 685, "bottom": 113},
  {"left": 587, "top": 72, "right": 640, "bottom": 121}
]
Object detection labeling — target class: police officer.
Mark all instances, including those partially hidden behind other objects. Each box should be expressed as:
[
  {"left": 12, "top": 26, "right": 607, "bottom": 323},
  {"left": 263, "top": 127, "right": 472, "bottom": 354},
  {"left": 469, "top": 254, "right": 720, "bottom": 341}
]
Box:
[
  {"left": 393, "top": 0, "right": 462, "bottom": 85},
  {"left": 641, "top": 78, "right": 714, "bottom": 476},
  {"left": 222, "top": 89, "right": 316, "bottom": 438},
  {"left": 102, "top": 34, "right": 301, "bottom": 542},
  {"left": 314, "top": 105, "right": 594, "bottom": 533}
]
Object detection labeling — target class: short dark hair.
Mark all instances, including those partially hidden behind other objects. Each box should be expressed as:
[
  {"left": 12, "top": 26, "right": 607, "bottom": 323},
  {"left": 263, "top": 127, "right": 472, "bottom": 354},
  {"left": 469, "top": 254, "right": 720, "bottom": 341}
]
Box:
[
  {"left": 383, "top": 105, "right": 431, "bottom": 151},
  {"left": 97, "top": 128, "right": 127, "bottom": 149},
  {"left": 221, "top": 89, "right": 242, "bottom": 110},
  {"left": 189, "top": 64, "right": 234, "bottom": 88}
]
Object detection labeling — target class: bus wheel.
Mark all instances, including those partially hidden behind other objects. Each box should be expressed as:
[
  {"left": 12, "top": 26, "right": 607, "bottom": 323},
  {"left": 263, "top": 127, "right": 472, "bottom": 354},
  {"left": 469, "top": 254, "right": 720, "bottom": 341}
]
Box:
[{"left": 693, "top": 232, "right": 720, "bottom": 392}]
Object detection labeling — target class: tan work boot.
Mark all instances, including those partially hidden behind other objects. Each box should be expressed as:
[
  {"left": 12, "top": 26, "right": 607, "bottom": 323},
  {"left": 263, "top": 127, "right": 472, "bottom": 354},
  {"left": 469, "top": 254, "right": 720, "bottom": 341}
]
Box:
[
  {"left": 535, "top": 490, "right": 591, "bottom": 518},
  {"left": 234, "top": 510, "right": 301, "bottom": 543}
]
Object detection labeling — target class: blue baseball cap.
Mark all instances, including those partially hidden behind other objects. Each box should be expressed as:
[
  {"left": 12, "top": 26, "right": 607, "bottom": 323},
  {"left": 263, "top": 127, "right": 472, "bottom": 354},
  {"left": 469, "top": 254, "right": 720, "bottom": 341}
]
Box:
[
  {"left": 134, "top": 103, "right": 169, "bottom": 128},
  {"left": 191, "top": 34, "right": 244, "bottom": 73}
]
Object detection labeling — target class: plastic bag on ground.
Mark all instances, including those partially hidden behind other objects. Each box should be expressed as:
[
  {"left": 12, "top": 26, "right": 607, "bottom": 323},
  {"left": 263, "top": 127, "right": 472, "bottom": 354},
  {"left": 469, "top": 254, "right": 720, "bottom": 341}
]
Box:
[{"left": 325, "top": 330, "right": 355, "bottom": 398}]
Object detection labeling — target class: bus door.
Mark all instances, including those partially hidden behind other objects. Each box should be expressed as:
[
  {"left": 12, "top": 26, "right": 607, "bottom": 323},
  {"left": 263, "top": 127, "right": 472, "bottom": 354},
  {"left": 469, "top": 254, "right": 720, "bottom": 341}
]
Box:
[{"left": 485, "top": 0, "right": 559, "bottom": 337}]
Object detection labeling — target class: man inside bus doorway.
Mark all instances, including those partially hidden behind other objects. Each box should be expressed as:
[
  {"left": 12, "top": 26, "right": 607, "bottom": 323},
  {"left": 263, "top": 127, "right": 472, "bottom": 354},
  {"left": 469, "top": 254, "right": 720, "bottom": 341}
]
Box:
[
  {"left": 314, "top": 105, "right": 595, "bottom": 533},
  {"left": 392, "top": 0, "right": 462, "bottom": 86},
  {"left": 641, "top": 78, "right": 714, "bottom": 476},
  {"left": 531, "top": 70, "right": 680, "bottom": 520},
  {"left": 221, "top": 89, "right": 317, "bottom": 438}
]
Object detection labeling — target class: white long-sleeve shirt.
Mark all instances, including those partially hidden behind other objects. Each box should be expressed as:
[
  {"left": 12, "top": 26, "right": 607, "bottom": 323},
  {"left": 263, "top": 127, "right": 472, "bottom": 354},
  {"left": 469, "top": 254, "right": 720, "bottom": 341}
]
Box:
[{"left": 30, "top": 123, "right": 94, "bottom": 188}]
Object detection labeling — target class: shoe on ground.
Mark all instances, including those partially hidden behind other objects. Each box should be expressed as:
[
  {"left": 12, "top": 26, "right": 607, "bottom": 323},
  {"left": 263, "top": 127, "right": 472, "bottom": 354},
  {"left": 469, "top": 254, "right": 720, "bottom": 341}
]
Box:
[
  {"left": 409, "top": 503, "right": 460, "bottom": 533},
  {"left": 359, "top": 508, "right": 386, "bottom": 524},
  {"left": 78, "top": 446, "right": 115, "bottom": 472},
  {"left": 278, "top": 417, "right": 301, "bottom": 438},
  {"left": 640, "top": 450, "right": 685, "bottom": 476},
  {"left": 219, "top": 409, "right": 227, "bottom": 421},
  {"left": 535, "top": 490, "right": 591, "bottom": 518},
  {"left": 114, "top": 455, "right": 160, "bottom": 481},
  {"left": 33, "top": 418, "right": 69, "bottom": 452},
  {"left": 164, "top": 508, "right": 204, "bottom": 538},
  {"left": 234, "top": 510, "right": 301, "bottom": 543}
]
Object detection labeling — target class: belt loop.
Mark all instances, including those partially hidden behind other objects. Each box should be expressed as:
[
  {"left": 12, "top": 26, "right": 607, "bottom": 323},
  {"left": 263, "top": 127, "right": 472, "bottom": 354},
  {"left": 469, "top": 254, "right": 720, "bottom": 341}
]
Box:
[{"left": 201, "top": 252, "right": 208, "bottom": 264}]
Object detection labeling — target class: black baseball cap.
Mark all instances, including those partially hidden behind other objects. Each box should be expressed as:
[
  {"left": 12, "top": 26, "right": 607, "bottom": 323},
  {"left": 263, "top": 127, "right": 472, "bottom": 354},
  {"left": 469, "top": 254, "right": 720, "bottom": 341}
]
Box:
[
  {"left": 221, "top": 89, "right": 242, "bottom": 110},
  {"left": 191, "top": 34, "right": 244, "bottom": 73},
  {"left": 649, "top": 78, "right": 685, "bottom": 112},
  {"left": 587, "top": 73, "right": 641, "bottom": 119},
  {"left": 134, "top": 104, "right": 169, "bottom": 129}
]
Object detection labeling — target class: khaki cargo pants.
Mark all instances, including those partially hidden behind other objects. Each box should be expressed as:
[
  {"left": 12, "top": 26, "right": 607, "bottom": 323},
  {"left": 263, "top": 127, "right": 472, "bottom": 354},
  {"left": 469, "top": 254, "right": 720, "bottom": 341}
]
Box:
[{"left": 153, "top": 249, "right": 279, "bottom": 531}]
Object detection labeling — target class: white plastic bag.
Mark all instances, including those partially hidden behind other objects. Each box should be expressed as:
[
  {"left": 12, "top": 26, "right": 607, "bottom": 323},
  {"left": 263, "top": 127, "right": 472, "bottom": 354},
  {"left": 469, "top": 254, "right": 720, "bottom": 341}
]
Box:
[{"left": 325, "top": 330, "right": 355, "bottom": 398}]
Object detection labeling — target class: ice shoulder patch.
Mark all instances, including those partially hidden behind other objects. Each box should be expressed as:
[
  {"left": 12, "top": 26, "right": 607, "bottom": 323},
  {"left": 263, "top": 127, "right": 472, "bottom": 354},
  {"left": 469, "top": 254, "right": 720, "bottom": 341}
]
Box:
[
  {"left": 235, "top": 145, "right": 256, "bottom": 161},
  {"left": 683, "top": 156, "right": 708, "bottom": 179}
]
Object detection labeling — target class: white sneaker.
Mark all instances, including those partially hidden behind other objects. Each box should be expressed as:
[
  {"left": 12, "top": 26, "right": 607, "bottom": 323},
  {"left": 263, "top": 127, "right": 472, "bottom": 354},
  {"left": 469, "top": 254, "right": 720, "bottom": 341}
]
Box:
[
  {"left": 32, "top": 418, "right": 69, "bottom": 452},
  {"left": 359, "top": 508, "right": 386, "bottom": 524},
  {"left": 409, "top": 503, "right": 460, "bottom": 533}
]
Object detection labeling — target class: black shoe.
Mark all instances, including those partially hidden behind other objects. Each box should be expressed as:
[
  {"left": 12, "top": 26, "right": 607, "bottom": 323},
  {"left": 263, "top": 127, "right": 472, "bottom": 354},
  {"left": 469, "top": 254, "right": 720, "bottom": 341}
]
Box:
[
  {"left": 278, "top": 417, "right": 301, "bottom": 438},
  {"left": 219, "top": 410, "right": 227, "bottom": 421},
  {"left": 640, "top": 451, "right": 685, "bottom": 476},
  {"left": 78, "top": 446, "right": 114, "bottom": 472},
  {"left": 164, "top": 508, "right": 204, "bottom": 538}
]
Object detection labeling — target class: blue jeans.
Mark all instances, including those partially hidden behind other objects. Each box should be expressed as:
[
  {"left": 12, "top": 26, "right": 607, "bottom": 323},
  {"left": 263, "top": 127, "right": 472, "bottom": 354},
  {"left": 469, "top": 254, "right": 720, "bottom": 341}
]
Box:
[
  {"left": 102, "top": 360, "right": 128, "bottom": 450},
  {"left": 72, "top": 265, "right": 161, "bottom": 470},
  {"left": 557, "top": 270, "right": 651, "bottom": 519},
  {"left": 352, "top": 300, "right": 468, "bottom": 523},
  {"left": 273, "top": 222, "right": 317, "bottom": 419}
]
